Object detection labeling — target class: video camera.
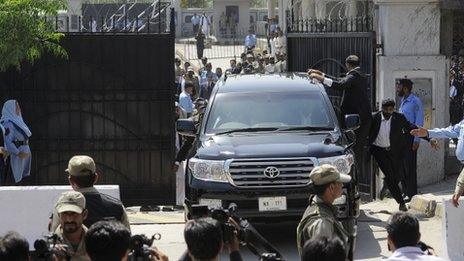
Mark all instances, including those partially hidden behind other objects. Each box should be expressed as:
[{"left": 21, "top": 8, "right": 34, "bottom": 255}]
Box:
[
  {"left": 32, "top": 234, "right": 70, "bottom": 261},
  {"left": 190, "top": 203, "right": 285, "bottom": 261},
  {"left": 127, "top": 233, "right": 161, "bottom": 261}
]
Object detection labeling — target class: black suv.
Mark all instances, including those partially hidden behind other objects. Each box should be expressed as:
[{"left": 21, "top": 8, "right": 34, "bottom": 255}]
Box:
[{"left": 177, "top": 73, "right": 360, "bottom": 240}]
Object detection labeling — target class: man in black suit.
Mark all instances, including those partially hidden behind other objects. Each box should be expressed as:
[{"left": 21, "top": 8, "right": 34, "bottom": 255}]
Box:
[
  {"left": 309, "top": 55, "right": 372, "bottom": 185},
  {"left": 369, "top": 99, "right": 436, "bottom": 211}
]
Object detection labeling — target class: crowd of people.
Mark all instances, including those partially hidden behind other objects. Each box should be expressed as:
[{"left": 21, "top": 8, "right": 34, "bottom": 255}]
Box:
[
  {"left": 174, "top": 47, "right": 288, "bottom": 117},
  {"left": 0, "top": 164, "right": 444, "bottom": 261}
]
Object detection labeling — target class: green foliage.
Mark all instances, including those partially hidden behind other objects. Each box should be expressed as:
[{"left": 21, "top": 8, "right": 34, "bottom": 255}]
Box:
[
  {"left": 251, "top": 0, "right": 268, "bottom": 8},
  {"left": 180, "top": 0, "right": 212, "bottom": 9},
  {"left": 0, "top": 0, "right": 67, "bottom": 71}
]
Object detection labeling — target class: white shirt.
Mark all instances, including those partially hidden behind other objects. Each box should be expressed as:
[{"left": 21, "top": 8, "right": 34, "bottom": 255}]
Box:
[
  {"left": 275, "top": 36, "right": 287, "bottom": 54},
  {"left": 322, "top": 67, "right": 361, "bottom": 87},
  {"left": 373, "top": 113, "right": 391, "bottom": 148},
  {"left": 450, "top": 85, "right": 457, "bottom": 98},
  {"left": 386, "top": 247, "right": 445, "bottom": 261},
  {"left": 265, "top": 64, "right": 276, "bottom": 74}
]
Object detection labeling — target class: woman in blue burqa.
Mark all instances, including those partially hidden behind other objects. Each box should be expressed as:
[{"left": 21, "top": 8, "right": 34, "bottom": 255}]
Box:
[{"left": 1, "top": 100, "right": 32, "bottom": 184}]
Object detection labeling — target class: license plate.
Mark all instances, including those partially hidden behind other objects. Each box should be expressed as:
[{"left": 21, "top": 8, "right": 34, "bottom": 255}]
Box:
[
  {"left": 258, "top": 197, "right": 287, "bottom": 211},
  {"left": 199, "top": 198, "right": 222, "bottom": 209}
]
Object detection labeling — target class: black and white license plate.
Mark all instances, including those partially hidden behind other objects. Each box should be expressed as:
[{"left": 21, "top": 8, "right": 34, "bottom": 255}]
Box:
[{"left": 258, "top": 196, "right": 287, "bottom": 211}]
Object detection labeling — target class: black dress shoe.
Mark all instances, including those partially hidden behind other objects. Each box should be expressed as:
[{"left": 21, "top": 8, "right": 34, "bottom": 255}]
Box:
[{"left": 399, "top": 203, "right": 408, "bottom": 212}]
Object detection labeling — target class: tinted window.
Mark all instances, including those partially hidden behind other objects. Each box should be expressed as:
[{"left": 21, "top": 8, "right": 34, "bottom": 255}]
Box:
[{"left": 205, "top": 91, "right": 335, "bottom": 134}]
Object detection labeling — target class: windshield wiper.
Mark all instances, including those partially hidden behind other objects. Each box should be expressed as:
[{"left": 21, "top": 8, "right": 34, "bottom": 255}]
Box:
[
  {"left": 215, "top": 127, "right": 279, "bottom": 135},
  {"left": 277, "top": 126, "right": 335, "bottom": 131}
]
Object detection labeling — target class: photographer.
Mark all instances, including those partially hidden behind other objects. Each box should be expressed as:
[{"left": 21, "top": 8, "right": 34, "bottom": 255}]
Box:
[
  {"left": 54, "top": 191, "right": 90, "bottom": 261},
  {"left": 386, "top": 212, "right": 444, "bottom": 261},
  {"left": 180, "top": 217, "right": 242, "bottom": 261},
  {"left": 0, "top": 231, "right": 29, "bottom": 260},
  {"left": 85, "top": 220, "right": 168, "bottom": 261}
]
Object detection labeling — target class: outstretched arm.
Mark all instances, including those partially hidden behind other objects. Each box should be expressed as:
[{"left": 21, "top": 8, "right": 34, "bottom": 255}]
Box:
[
  {"left": 308, "top": 71, "right": 354, "bottom": 91},
  {"left": 411, "top": 124, "right": 461, "bottom": 139}
]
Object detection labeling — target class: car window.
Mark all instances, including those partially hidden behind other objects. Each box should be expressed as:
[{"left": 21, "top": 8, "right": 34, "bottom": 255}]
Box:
[{"left": 205, "top": 91, "right": 335, "bottom": 134}]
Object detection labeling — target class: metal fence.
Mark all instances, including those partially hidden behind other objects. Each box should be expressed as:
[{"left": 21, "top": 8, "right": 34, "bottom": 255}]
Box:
[
  {"left": 177, "top": 37, "right": 270, "bottom": 60},
  {"left": 53, "top": 1, "right": 171, "bottom": 33},
  {"left": 287, "top": 30, "right": 376, "bottom": 195},
  {"left": 288, "top": 16, "right": 373, "bottom": 33},
  {"left": 0, "top": 14, "right": 176, "bottom": 206}
]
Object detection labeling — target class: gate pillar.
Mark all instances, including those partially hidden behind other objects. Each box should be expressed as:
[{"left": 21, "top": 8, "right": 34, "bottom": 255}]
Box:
[{"left": 375, "top": 0, "right": 448, "bottom": 188}]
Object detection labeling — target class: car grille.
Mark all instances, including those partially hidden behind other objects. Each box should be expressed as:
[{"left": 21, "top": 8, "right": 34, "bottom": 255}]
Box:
[{"left": 227, "top": 158, "right": 314, "bottom": 188}]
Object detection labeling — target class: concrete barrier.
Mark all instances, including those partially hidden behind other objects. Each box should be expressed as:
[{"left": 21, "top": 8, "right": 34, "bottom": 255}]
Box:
[
  {"left": 0, "top": 185, "right": 120, "bottom": 249},
  {"left": 442, "top": 198, "right": 464, "bottom": 260}
]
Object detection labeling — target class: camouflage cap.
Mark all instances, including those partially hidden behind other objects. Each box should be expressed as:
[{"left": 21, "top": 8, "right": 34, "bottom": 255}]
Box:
[
  {"left": 56, "top": 191, "right": 86, "bottom": 214},
  {"left": 309, "top": 164, "right": 351, "bottom": 185},
  {"left": 65, "top": 155, "right": 96, "bottom": 177}
]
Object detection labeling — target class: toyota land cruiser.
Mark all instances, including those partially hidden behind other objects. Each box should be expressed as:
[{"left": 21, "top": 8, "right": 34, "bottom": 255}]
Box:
[{"left": 177, "top": 73, "right": 360, "bottom": 251}]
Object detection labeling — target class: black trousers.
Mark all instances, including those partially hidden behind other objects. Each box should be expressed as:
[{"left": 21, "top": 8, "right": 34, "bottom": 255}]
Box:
[
  {"left": 400, "top": 146, "right": 418, "bottom": 198},
  {"left": 196, "top": 44, "right": 204, "bottom": 60},
  {"left": 371, "top": 146, "right": 405, "bottom": 204}
]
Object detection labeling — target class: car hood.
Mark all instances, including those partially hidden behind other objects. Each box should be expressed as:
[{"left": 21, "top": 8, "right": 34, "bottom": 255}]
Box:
[{"left": 196, "top": 132, "right": 347, "bottom": 160}]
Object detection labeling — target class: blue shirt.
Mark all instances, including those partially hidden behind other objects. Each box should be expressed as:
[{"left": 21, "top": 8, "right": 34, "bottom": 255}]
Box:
[
  {"left": 399, "top": 94, "right": 424, "bottom": 143},
  {"left": 191, "top": 15, "right": 200, "bottom": 26},
  {"left": 244, "top": 34, "right": 257, "bottom": 48},
  {"left": 179, "top": 92, "right": 193, "bottom": 113},
  {"left": 428, "top": 120, "right": 464, "bottom": 161},
  {"left": 199, "top": 71, "right": 218, "bottom": 87}
]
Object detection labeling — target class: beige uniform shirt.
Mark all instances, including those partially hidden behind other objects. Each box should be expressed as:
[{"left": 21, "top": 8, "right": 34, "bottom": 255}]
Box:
[
  {"left": 50, "top": 187, "right": 130, "bottom": 232},
  {"left": 54, "top": 226, "right": 90, "bottom": 261}
]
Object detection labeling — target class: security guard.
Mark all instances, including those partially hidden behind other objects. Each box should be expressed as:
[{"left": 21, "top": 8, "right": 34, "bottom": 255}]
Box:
[
  {"left": 50, "top": 155, "right": 130, "bottom": 232},
  {"left": 54, "top": 191, "right": 90, "bottom": 261},
  {"left": 397, "top": 78, "right": 424, "bottom": 200},
  {"left": 297, "top": 164, "right": 351, "bottom": 258}
]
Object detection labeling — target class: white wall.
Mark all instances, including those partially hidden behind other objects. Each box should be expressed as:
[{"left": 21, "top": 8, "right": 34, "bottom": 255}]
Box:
[
  {"left": 377, "top": 0, "right": 441, "bottom": 56},
  {"left": 375, "top": 0, "right": 448, "bottom": 187},
  {"left": 378, "top": 56, "right": 448, "bottom": 186},
  {"left": 0, "top": 185, "right": 120, "bottom": 249}
]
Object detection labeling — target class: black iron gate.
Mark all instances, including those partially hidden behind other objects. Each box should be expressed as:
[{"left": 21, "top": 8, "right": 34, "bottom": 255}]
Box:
[
  {"left": 0, "top": 32, "right": 175, "bottom": 206},
  {"left": 287, "top": 20, "right": 376, "bottom": 195}
]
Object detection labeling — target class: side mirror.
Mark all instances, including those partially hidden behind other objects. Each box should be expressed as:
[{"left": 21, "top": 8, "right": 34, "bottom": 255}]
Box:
[
  {"left": 345, "top": 114, "right": 360, "bottom": 131},
  {"left": 177, "top": 119, "right": 197, "bottom": 137}
]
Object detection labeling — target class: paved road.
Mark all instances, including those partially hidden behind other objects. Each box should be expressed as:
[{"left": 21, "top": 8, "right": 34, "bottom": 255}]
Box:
[{"left": 128, "top": 198, "right": 445, "bottom": 260}]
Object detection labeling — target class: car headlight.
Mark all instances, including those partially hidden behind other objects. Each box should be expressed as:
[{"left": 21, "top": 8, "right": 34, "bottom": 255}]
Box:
[
  {"left": 318, "top": 154, "right": 354, "bottom": 175},
  {"left": 188, "top": 158, "right": 229, "bottom": 182}
]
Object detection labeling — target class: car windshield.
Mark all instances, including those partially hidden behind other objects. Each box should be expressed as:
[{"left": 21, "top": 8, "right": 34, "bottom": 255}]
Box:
[{"left": 205, "top": 91, "right": 335, "bottom": 134}]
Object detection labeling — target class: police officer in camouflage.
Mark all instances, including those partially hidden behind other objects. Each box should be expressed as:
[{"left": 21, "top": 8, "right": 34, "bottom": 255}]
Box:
[{"left": 297, "top": 164, "right": 352, "bottom": 259}]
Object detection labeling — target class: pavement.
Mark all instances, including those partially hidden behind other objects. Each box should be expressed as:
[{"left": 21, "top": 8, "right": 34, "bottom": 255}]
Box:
[{"left": 126, "top": 177, "right": 456, "bottom": 260}]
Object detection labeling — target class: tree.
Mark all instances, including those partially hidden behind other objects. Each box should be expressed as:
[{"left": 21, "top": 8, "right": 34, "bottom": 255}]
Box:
[
  {"left": 251, "top": 0, "right": 268, "bottom": 8},
  {"left": 180, "top": 0, "right": 212, "bottom": 9},
  {"left": 0, "top": 0, "right": 67, "bottom": 71}
]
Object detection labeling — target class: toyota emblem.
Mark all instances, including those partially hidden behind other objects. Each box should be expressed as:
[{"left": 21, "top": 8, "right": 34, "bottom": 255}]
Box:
[{"left": 263, "top": 166, "right": 280, "bottom": 179}]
